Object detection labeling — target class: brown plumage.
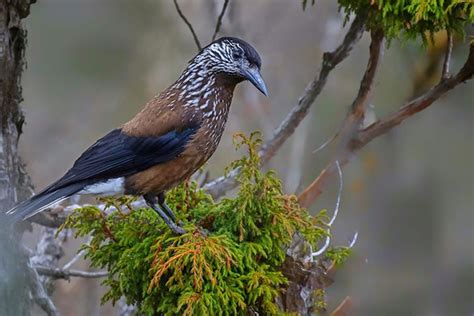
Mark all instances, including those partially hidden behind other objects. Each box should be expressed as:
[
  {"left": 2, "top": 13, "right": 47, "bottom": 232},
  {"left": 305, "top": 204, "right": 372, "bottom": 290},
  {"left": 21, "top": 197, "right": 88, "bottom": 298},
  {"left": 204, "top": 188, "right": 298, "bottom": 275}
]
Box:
[
  {"left": 7, "top": 37, "right": 267, "bottom": 234},
  {"left": 123, "top": 80, "right": 235, "bottom": 195}
]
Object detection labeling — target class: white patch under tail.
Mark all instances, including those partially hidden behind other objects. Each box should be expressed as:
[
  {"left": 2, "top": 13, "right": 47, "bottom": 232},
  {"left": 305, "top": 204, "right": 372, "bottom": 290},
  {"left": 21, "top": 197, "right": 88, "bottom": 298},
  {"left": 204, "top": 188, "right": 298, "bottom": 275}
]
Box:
[{"left": 79, "top": 177, "right": 125, "bottom": 196}]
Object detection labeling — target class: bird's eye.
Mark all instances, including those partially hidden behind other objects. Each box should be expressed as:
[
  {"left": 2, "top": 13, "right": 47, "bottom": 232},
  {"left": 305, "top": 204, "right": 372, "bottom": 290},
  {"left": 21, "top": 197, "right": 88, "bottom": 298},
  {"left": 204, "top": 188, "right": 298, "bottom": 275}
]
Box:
[{"left": 232, "top": 51, "right": 243, "bottom": 60}]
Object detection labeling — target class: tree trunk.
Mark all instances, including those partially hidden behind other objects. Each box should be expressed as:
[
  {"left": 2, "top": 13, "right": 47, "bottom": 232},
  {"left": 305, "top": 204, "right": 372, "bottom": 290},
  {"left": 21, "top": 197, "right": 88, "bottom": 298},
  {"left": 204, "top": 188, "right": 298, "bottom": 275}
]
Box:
[{"left": 0, "top": 0, "right": 35, "bottom": 314}]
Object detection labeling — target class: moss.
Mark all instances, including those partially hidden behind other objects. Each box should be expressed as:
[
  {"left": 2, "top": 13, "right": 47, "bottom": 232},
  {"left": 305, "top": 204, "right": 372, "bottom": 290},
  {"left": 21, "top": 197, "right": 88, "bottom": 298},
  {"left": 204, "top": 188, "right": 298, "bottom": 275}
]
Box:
[{"left": 60, "top": 132, "right": 328, "bottom": 315}]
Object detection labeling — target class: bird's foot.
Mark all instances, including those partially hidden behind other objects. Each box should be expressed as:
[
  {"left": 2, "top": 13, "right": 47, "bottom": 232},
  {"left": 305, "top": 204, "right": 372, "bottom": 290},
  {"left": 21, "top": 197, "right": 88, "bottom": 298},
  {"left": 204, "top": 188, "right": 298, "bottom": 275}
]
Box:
[{"left": 169, "top": 223, "right": 186, "bottom": 235}]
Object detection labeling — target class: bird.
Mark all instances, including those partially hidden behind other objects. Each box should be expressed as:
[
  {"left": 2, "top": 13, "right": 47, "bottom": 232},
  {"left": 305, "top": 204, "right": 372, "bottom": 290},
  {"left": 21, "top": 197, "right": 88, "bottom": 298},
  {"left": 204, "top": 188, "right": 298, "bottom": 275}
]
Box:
[{"left": 6, "top": 37, "right": 267, "bottom": 234}]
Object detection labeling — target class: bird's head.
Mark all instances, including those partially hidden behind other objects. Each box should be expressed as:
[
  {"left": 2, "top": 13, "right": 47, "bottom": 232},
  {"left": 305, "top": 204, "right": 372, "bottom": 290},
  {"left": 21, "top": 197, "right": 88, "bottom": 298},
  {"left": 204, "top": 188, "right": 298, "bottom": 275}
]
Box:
[{"left": 190, "top": 37, "right": 268, "bottom": 96}]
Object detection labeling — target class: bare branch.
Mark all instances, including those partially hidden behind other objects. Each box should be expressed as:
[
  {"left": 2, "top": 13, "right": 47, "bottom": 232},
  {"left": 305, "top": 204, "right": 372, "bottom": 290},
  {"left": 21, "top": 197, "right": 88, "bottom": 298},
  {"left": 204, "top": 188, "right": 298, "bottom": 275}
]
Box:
[
  {"left": 299, "top": 30, "right": 385, "bottom": 207},
  {"left": 211, "top": 0, "right": 230, "bottom": 41},
  {"left": 62, "top": 237, "right": 92, "bottom": 270},
  {"left": 311, "top": 161, "right": 343, "bottom": 258},
  {"left": 348, "top": 231, "right": 358, "bottom": 249},
  {"left": 312, "top": 132, "right": 338, "bottom": 154},
  {"left": 356, "top": 43, "right": 474, "bottom": 150},
  {"left": 30, "top": 198, "right": 148, "bottom": 228},
  {"left": 173, "top": 0, "right": 202, "bottom": 51},
  {"left": 441, "top": 31, "right": 453, "bottom": 81},
  {"left": 299, "top": 42, "right": 474, "bottom": 207},
  {"left": 35, "top": 266, "right": 108, "bottom": 280},
  {"left": 27, "top": 260, "right": 59, "bottom": 316},
  {"left": 204, "top": 15, "right": 366, "bottom": 198},
  {"left": 331, "top": 296, "right": 353, "bottom": 316},
  {"left": 259, "top": 16, "right": 367, "bottom": 165}
]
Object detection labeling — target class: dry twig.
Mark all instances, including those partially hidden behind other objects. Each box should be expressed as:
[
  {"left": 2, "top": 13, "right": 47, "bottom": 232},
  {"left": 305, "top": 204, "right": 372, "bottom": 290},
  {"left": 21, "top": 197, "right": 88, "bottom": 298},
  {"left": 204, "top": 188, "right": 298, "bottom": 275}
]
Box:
[
  {"left": 27, "top": 260, "right": 59, "bottom": 316},
  {"left": 211, "top": 0, "right": 230, "bottom": 41},
  {"left": 173, "top": 0, "right": 202, "bottom": 51},
  {"left": 441, "top": 31, "right": 453, "bottom": 81},
  {"left": 35, "top": 266, "right": 108, "bottom": 280},
  {"left": 299, "top": 41, "right": 474, "bottom": 208},
  {"left": 62, "top": 237, "right": 92, "bottom": 270},
  {"left": 299, "top": 29, "right": 385, "bottom": 208},
  {"left": 311, "top": 161, "right": 343, "bottom": 258}
]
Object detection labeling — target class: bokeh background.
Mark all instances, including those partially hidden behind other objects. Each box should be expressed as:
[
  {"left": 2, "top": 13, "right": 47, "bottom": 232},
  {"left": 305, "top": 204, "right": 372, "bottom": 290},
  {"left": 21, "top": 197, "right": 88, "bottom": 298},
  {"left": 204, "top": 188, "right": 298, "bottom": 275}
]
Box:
[{"left": 20, "top": 0, "right": 473, "bottom": 315}]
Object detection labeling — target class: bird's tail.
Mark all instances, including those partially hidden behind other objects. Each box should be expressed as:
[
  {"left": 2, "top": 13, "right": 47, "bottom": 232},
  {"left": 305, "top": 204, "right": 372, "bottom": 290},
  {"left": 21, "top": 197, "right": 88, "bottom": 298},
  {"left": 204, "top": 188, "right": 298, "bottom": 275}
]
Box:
[{"left": 5, "top": 183, "right": 85, "bottom": 223}]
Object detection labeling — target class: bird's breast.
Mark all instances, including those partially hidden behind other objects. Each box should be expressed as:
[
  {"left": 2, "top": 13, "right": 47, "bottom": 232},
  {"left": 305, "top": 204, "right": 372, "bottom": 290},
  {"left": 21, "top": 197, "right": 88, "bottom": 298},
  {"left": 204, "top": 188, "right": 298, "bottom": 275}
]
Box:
[{"left": 123, "top": 114, "right": 229, "bottom": 195}]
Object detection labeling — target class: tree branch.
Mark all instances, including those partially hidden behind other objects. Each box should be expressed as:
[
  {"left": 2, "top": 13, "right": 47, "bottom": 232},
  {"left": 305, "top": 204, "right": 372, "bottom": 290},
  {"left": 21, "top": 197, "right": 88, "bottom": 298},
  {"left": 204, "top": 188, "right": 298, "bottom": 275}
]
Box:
[
  {"left": 35, "top": 266, "right": 108, "bottom": 280},
  {"left": 27, "top": 260, "right": 59, "bottom": 316},
  {"left": 441, "top": 31, "right": 453, "bottom": 81},
  {"left": 299, "top": 42, "right": 474, "bottom": 207},
  {"left": 204, "top": 15, "right": 366, "bottom": 198},
  {"left": 356, "top": 42, "right": 473, "bottom": 148},
  {"left": 298, "top": 29, "right": 385, "bottom": 208},
  {"left": 311, "top": 161, "right": 343, "bottom": 258},
  {"left": 173, "top": 0, "right": 202, "bottom": 51},
  {"left": 211, "top": 0, "right": 230, "bottom": 41}
]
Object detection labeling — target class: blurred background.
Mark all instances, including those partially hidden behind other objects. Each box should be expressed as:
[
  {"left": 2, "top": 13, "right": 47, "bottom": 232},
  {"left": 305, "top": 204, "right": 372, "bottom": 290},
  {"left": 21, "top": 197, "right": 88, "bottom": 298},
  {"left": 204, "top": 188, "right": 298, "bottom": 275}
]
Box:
[{"left": 20, "top": 0, "right": 473, "bottom": 315}]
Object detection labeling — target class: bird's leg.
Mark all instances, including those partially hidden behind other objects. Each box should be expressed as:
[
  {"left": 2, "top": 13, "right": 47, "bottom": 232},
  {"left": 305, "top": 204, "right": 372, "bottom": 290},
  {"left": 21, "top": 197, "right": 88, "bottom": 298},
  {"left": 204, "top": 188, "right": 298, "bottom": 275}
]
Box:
[
  {"left": 143, "top": 194, "right": 185, "bottom": 235},
  {"left": 157, "top": 192, "right": 176, "bottom": 222}
]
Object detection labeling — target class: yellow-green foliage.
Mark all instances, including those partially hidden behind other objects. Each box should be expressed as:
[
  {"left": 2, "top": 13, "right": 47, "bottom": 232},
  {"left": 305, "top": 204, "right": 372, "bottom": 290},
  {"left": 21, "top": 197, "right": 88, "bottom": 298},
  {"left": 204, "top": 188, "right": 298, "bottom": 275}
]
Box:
[
  {"left": 61, "top": 132, "right": 327, "bottom": 315},
  {"left": 303, "top": 0, "right": 473, "bottom": 43}
]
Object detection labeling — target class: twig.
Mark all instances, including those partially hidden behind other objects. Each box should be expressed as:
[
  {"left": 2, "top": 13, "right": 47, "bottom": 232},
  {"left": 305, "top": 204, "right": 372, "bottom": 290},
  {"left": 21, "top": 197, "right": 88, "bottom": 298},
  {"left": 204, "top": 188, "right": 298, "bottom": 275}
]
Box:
[
  {"left": 348, "top": 231, "right": 358, "bottom": 248},
  {"left": 331, "top": 296, "right": 353, "bottom": 316},
  {"left": 35, "top": 266, "right": 108, "bottom": 280},
  {"left": 204, "top": 15, "right": 366, "bottom": 198},
  {"left": 211, "top": 0, "right": 230, "bottom": 41},
  {"left": 30, "top": 227, "right": 68, "bottom": 295},
  {"left": 312, "top": 132, "right": 338, "bottom": 154},
  {"left": 311, "top": 161, "right": 343, "bottom": 258},
  {"left": 27, "top": 260, "right": 59, "bottom": 316},
  {"left": 356, "top": 43, "right": 474, "bottom": 147},
  {"left": 441, "top": 31, "right": 453, "bottom": 81},
  {"left": 62, "top": 237, "right": 92, "bottom": 270},
  {"left": 298, "top": 30, "right": 385, "bottom": 208},
  {"left": 173, "top": 0, "right": 202, "bottom": 51},
  {"left": 299, "top": 42, "right": 474, "bottom": 208},
  {"left": 30, "top": 199, "right": 148, "bottom": 228}
]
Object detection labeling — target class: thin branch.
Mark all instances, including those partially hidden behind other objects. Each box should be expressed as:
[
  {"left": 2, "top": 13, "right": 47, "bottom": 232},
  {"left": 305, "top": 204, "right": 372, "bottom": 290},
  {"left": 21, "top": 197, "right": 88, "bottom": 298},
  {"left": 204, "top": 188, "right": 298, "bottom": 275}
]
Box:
[
  {"left": 312, "top": 132, "right": 338, "bottom": 154},
  {"left": 204, "top": 15, "right": 366, "bottom": 198},
  {"left": 311, "top": 160, "right": 343, "bottom": 258},
  {"left": 357, "top": 43, "right": 474, "bottom": 147},
  {"left": 331, "top": 296, "right": 353, "bottom": 316},
  {"left": 27, "top": 260, "right": 59, "bottom": 316},
  {"left": 348, "top": 231, "right": 358, "bottom": 248},
  {"left": 62, "top": 237, "right": 92, "bottom": 270},
  {"left": 211, "top": 0, "right": 230, "bottom": 41},
  {"left": 30, "top": 199, "right": 148, "bottom": 228},
  {"left": 173, "top": 0, "right": 202, "bottom": 51},
  {"left": 299, "top": 29, "right": 385, "bottom": 208},
  {"left": 35, "top": 265, "right": 108, "bottom": 280},
  {"left": 441, "top": 31, "right": 453, "bottom": 81},
  {"left": 299, "top": 42, "right": 474, "bottom": 207}
]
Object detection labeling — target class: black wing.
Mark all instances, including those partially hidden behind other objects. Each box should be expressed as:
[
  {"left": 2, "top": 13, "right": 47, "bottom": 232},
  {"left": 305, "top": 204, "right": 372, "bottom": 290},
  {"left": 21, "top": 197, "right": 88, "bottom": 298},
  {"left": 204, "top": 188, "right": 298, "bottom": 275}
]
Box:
[
  {"left": 6, "top": 125, "right": 198, "bottom": 222},
  {"left": 43, "top": 126, "right": 199, "bottom": 194}
]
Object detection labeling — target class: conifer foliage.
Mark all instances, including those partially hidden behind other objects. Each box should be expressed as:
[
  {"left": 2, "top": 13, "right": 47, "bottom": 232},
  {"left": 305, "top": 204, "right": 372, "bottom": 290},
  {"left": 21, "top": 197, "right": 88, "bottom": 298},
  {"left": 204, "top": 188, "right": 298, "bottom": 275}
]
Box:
[{"left": 61, "top": 133, "right": 328, "bottom": 315}]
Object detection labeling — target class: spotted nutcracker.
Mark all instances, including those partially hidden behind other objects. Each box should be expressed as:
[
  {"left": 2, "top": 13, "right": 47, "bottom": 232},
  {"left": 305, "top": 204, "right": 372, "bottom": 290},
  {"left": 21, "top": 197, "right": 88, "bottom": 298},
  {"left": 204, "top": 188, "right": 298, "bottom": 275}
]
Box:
[{"left": 7, "top": 37, "right": 267, "bottom": 234}]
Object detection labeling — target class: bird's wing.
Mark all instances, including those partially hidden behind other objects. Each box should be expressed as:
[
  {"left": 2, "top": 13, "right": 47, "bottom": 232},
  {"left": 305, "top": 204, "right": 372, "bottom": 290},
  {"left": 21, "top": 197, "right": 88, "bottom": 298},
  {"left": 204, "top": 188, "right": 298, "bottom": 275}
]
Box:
[
  {"left": 6, "top": 125, "right": 198, "bottom": 222},
  {"left": 42, "top": 125, "right": 199, "bottom": 194}
]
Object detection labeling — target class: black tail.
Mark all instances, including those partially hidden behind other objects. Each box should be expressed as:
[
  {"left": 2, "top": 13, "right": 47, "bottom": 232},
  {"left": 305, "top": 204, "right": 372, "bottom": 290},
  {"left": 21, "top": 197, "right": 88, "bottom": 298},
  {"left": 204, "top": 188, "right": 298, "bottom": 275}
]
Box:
[{"left": 5, "top": 183, "right": 85, "bottom": 223}]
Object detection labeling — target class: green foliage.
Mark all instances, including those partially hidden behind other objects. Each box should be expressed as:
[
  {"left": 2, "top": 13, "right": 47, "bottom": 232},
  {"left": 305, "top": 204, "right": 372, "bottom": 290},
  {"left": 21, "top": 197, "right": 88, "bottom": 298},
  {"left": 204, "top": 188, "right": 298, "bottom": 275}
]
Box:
[
  {"left": 325, "top": 246, "right": 352, "bottom": 266},
  {"left": 303, "top": 0, "right": 474, "bottom": 43},
  {"left": 60, "top": 132, "right": 327, "bottom": 315}
]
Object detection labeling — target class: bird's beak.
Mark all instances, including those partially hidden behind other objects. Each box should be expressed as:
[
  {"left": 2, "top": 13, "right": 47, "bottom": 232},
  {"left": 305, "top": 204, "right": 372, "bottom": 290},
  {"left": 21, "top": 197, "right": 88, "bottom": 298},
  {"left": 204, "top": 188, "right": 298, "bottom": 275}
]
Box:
[{"left": 243, "top": 67, "right": 268, "bottom": 96}]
